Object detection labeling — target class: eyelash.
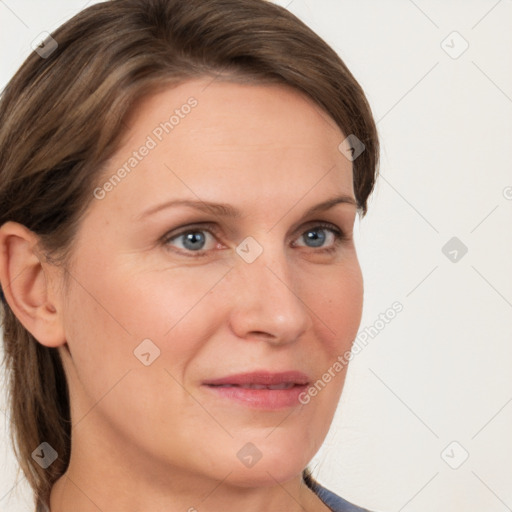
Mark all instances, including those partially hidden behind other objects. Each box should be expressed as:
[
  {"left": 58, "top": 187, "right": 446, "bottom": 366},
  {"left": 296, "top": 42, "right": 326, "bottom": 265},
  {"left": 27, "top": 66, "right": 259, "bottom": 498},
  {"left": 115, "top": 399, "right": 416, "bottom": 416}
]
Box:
[{"left": 161, "top": 221, "right": 349, "bottom": 258}]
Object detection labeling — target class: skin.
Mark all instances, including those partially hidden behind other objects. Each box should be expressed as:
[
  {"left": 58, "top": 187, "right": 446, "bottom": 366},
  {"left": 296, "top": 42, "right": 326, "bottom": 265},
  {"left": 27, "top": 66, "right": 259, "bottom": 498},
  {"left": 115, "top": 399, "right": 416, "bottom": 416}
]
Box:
[{"left": 0, "top": 78, "right": 364, "bottom": 512}]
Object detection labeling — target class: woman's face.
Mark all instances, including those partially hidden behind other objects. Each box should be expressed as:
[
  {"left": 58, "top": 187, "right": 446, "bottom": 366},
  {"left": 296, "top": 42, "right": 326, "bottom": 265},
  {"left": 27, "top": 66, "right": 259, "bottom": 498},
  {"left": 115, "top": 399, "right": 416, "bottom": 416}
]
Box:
[{"left": 56, "top": 78, "right": 363, "bottom": 488}]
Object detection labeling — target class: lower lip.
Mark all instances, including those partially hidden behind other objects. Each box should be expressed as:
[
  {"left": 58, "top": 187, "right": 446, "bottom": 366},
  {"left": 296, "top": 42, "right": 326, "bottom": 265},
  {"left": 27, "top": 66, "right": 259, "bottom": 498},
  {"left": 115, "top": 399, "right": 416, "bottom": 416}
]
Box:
[{"left": 202, "top": 384, "right": 309, "bottom": 409}]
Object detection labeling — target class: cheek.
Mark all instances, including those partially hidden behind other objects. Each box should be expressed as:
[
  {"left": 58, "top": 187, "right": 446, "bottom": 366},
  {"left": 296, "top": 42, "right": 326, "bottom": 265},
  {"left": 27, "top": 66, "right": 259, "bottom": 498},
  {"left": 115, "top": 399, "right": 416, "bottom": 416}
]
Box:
[
  {"left": 63, "top": 253, "right": 230, "bottom": 374},
  {"left": 308, "top": 259, "right": 364, "bottom": 354},
  {"left": 121, "top": 263, "right": 233, "bottom": 348},
  {"left": 60, "top": 266, "right": 139, "bottom": 402},
  {"left": 65, "top": 242, "right": 361, "bottom": 341}
]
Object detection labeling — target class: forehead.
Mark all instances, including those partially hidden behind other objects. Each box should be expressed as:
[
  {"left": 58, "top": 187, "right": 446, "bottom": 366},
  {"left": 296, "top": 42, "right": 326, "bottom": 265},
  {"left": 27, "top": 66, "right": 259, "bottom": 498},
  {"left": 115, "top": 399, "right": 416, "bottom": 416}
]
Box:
[
  {"left": 92, "top": 78, "right": 355, "bottom": 220},
  {"left": 122, "top": 77, "right": 348, "bottom": 157}
]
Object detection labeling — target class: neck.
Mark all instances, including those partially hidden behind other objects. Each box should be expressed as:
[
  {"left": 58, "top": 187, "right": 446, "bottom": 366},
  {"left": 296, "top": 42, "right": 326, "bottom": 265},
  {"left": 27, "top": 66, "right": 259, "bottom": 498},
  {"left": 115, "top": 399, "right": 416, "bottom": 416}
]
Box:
[{"left": 49, "top": 465, "right": 326, "bottom": 512}]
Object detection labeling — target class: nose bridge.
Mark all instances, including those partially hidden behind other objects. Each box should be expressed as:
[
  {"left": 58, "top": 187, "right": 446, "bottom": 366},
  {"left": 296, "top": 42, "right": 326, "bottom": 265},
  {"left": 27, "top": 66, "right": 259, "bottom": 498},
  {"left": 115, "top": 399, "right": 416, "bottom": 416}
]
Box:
[{"left": 228, "top": 233, "right": 312, "bottom": 343}]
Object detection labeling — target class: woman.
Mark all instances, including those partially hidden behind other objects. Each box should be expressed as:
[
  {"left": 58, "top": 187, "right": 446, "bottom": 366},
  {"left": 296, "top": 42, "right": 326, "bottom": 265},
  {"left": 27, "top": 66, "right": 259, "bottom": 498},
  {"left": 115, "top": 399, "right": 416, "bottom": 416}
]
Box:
[{"left": 0, "top": 0, "right": 380, "bottom": 510}]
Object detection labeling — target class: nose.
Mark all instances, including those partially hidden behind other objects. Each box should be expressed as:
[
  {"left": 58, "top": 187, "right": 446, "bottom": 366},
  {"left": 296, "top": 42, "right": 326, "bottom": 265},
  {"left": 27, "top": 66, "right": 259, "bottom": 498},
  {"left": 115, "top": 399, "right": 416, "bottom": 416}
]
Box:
[{"left": 227, "top": 240, "right": 313, "bottom": 346}]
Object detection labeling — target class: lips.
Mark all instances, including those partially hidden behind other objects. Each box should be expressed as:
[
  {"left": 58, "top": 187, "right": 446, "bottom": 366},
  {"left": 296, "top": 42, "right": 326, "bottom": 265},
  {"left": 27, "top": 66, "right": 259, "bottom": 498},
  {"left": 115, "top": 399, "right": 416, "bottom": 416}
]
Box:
[
  {"left": 202, "top": 370, "right": 310, "bottom": 388},
  {"left": 202, "top": 371, "right": 310, "bottom": 409},
  {"left": 210, "top": 382, "right": 296, "bottom": 390},
  {"left": 202, "top": 371, "right": 311, "bottom": 409}
]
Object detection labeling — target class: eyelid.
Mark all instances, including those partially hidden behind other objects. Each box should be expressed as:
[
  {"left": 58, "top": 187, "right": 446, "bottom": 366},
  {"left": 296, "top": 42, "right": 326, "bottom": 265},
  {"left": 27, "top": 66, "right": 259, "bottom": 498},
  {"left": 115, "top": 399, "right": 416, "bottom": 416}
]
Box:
[
  {"left": 162, "top": 219, "right": 344, "bottom": 241},
  {"left": 161, "top": 222, "right": 220, "bottom": 244},
  {"left": 161, "top": 219, "right": 349, "bottom": 256}
]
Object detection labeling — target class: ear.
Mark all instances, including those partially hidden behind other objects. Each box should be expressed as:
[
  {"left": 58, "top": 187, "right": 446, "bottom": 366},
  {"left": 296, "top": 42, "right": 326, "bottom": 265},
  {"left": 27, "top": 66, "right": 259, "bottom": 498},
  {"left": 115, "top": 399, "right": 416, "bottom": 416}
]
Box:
[{"left": 0, "top": 221, "right": 66, "bottom": 348}]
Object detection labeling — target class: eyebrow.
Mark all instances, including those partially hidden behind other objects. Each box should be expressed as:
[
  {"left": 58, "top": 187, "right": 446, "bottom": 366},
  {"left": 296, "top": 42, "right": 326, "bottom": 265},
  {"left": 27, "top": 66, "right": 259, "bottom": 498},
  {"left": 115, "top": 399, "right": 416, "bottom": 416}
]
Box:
[{"left": 135, "top": 194, "right": 357, "bottom": 221}]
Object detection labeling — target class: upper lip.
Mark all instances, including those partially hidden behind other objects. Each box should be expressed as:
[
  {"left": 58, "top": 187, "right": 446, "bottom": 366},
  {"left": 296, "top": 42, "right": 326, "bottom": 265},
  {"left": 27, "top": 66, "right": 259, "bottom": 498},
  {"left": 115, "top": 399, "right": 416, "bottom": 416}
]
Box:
[{"left": 203, "top": 370, "right": 310, "bottom": 386}]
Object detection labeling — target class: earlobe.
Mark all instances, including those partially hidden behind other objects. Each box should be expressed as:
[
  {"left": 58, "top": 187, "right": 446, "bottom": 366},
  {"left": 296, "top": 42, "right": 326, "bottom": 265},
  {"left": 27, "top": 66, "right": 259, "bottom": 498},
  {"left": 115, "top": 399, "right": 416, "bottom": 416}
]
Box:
[{"left": 0, "top": 221, "right": 66, "bottom": 348}]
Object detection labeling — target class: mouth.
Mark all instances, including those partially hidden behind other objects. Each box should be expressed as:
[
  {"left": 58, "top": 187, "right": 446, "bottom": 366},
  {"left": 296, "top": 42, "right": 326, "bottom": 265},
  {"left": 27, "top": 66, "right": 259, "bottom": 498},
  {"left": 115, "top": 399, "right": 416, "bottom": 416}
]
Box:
[
  {"left": 202, "top": 371, "right": 310, "bottom": 409},
  {"left": 206, "top": 382, "right": 300, "bottom": 390}
]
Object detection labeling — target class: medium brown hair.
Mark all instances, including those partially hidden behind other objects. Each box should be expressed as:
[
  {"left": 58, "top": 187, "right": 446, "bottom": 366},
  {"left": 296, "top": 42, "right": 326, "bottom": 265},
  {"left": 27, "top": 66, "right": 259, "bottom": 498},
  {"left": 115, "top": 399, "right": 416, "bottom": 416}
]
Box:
[{"left": 0, "top": 0, "right": 379, "bottom": 508}]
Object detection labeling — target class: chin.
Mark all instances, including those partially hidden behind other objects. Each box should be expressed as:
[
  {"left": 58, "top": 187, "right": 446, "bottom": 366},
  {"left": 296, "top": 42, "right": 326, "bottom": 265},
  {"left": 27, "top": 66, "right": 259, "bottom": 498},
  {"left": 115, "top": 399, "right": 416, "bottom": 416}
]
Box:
[{"left": 219, "top": 439, "right": 312, "bottom": 488}]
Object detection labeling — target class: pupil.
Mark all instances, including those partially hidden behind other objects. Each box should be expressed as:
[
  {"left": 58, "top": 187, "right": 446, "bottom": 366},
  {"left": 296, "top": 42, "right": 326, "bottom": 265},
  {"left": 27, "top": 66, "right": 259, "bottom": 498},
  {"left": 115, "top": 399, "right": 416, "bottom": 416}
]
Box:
[
  {"left": 184, "top": 232, "right": 205, "bottom": 250},
  {"left": 306, "top": 229, "right": 325, "bottom": 247}
]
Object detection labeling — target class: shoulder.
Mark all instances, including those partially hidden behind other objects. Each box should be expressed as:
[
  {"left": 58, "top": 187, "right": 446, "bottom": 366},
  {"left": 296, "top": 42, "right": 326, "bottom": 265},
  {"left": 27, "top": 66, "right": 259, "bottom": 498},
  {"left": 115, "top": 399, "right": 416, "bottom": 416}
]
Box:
[{"left": 308, "top": 479, "right": 376, "bottom": 512}]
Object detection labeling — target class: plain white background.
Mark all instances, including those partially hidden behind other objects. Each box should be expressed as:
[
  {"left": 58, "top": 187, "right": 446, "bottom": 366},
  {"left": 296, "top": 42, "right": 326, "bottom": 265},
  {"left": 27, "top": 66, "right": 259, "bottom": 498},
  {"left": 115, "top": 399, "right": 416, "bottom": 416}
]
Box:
[{"left": 1, "top": 1, "right": 511, "bottom": 511}]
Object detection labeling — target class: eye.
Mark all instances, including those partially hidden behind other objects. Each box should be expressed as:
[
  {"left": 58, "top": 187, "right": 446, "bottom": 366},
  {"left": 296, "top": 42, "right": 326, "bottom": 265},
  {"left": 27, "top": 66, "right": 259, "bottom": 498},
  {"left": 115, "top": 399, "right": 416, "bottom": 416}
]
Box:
[
  {"left": 292, "top": 222, "right": 347, "bottom": 252},
  {"left": 162, "top": 225, "right": 218, "bottom": 256},
  {"left": 161, "top": 222, "right": 348, "bottom": 257}
]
